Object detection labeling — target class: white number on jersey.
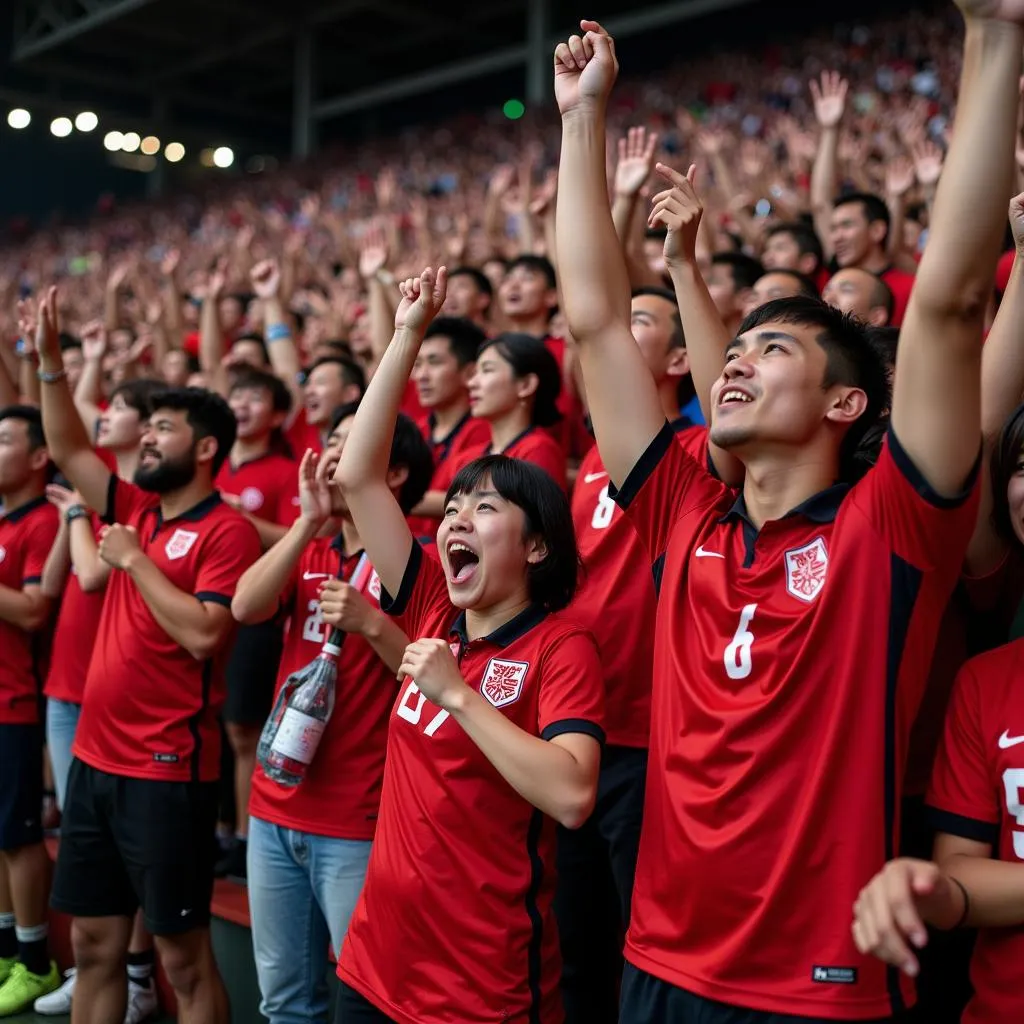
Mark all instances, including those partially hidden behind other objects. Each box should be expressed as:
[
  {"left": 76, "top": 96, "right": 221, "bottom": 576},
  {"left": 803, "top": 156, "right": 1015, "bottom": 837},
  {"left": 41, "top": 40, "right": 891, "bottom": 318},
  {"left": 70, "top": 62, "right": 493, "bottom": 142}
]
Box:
[
  {"left": 301, "top": 599, "right": 325, "bottom": 643},
  {"left": 590, "top": 484, "right": 616, "bottom": 530},
  {"left": 396, "top": 680, "right": 450, "bottom": 737},
  {"left": 1002, "top": 768, "right": 1024, "bottom": 859},
  {"left": 723, "top": 603, "right": 757, "bottom": 681}
]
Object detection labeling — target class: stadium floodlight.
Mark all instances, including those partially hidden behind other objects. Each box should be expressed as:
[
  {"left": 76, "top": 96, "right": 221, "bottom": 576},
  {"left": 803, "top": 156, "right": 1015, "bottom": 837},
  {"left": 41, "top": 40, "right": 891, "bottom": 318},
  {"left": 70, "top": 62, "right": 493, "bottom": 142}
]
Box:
[
  {"left": 75, "top": 112, "right": 98, "bottom": 132},
  {"left": 7, "top": 109, "right": 31, "bottom": 130},
  {"left": 164, "top": 142, "right": 185, "bottom": 163},
  {"left": 212, "top": 146, "right": 234, "bottom": 169},
  {"left": 50, "top": 117, "right": 73, "bottom": 138},
  {"left": 140, "top": 135, "right": 161, "bottom": 156},
  {"left": 103, "top": 130, "right": 124, "bottom": 151},
  {"left": 121, "top": 131, "right": 141, "bottom": 153}
]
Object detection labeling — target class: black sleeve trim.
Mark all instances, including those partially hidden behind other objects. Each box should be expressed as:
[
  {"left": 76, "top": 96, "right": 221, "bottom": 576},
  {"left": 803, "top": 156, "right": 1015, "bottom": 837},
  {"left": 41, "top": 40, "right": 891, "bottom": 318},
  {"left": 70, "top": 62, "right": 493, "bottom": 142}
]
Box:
[
  {"left": 22, "top": 575, "right": 41, "bottom": 586},
  {"left": 541, "top": 718, "right": 606, "bottom": 745},
  {"left": 609, "top": 421, "right": 675, "bottom": 511},
  {"left": 379, "top": 539, "right": 423, "bottom": 617},
  {"left": 925, "top": 806, "right": 998, "bottom": 845},
  {"left": 195, "top": 592, "right": 232, "bottom": 608},
  {"left": 887, "top": 428, "right": 981, "bottom": 509},
  {"left": 101, "top": 473, "right": 120, "bottom": 525}
]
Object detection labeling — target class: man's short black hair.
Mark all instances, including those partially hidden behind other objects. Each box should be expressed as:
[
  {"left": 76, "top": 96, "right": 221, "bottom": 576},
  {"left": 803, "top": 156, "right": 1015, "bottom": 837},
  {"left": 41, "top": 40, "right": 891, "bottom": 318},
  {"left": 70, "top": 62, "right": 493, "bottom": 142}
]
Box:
[
  {"left": 423, "top": 317, "right": 488, "bottom": 367},
  {"left": 632, "top": 287, "right": 685, "bottom": 350},
  {"left": 738, "top": 297, "right": 890, "bottom": 481},
  {"left": 765, "top": 222, "right": 825, "bottom": 272},
  {"left": 834, "top": 192, "right": 891, "bottom": 241},
  {"left": 307, "top": 355, "right": 366, "bottom": 396},
  {"left": 712, "top": 252, "right": 764, "bottom": 292},
  {"left": 232, "top": 333, "right": 270, "bottom": 365},
  {"left": 0, "top": 404, "right": 46, "bottom": 451},
  {"left": 866, "top": 325, "right": 900, "bottom": 374},
  {"left": 229, "top": 367, "right": 293, "bottom": 415},
  {"left": 869, "top": 275, "right": 895, "bottom": 323},
  {"left": 109, "top": 378, "right": 166, "bottom": 418},
  {"left": 757, "top": 269, "right": 821, "bottom": 300},
  {"left": 448, "top": 266, "right": 494, "bottom": 299},
  {"left": 146, "top": 387, "right": 237, "bottom": 475},
  {"left": 506, "top": 254, "right": 557, "bottom": 292}
]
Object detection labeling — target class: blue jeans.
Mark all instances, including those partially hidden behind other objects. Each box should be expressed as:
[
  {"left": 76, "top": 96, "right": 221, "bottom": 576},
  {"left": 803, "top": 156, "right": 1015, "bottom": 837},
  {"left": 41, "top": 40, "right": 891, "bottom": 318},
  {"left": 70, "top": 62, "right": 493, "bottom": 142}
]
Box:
[
  {"left": 248, "top": 816, "right": 372, "bottom": 1024},
  {"left": 46, "top": 698, "right": 81, "bottom": 811}
]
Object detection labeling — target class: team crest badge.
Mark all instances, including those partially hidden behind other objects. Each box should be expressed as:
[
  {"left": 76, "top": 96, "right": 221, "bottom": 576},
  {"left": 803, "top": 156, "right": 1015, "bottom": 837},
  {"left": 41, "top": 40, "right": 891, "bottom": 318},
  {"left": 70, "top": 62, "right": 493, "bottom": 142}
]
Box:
[
  {"left": 367, "top": 571, "right": 381, "bottom": 602},
  {"left": 480, "top": 658, "right": 529, "bottom": 709},
  {"left": 784, "top": 537, "right": 829, "bottom": 603},
  {"left": 165, "top": 528, "right": 199, "bottom": 561},
  {"left": 240, "top": 487, "right": 265, "bottom": 512}
]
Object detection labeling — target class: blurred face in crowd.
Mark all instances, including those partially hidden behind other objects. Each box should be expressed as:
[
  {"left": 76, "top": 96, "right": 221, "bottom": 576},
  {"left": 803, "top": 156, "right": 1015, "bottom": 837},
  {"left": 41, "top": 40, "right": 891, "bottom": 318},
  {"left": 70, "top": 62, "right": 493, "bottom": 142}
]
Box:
[
  {"left": 706, "top": 263, "right": 749, "bottom": 326},
  {"left": 644, "top": 236, "right": 668, "bottom": 278},
  {"left": 63, "top": 346, "right": 84, "bottom": 392},
  {"left": 762, "top": 231, "right": 817, "bottom": 276},
  {"left": 742, "top": 272, "right": 810, "bottom": 318},
  {"left": 230, "top": 339, "right": 269, "bottom": 370},
  {"left": 97, "top": 391, "right": 144, "bottom": 452},
  {"left": 219, "top": 296, "right": 246, "bottom": 334},
  {"left": 822, "top": 268, "right": 890, "bottom": 326},
  {"left": 482, "top": 259, "right": 507, "bottom": 294},
  {"left": 135, "top": 408, "right": 206, "bottom": 493},
  {"left": 830, "top": 202, "right": 886, "bottom": 268},
  {"left": 414, "top": 337, "right": 473, "bottom": 412},
  {"left": 107, "top": 329, "right": 134, "bottom": 369},
  {"left": 317, "top": 414, "right": 353, "bottom": 518},
  {"left": 630, "top": 294, "right": 687, "bottom": 385},
  {"left": 162, "top": 349, "right": 191, "bottom": 387},
  {"left": 229, "top": 384, "right": 283, "bottom": 442},
  {"left": 468, "top": 345, "right": 535, "bottom": 422},
  {"left": 187, "top": 371, "right": 210, "bottom": 389},
  {"left": 304, "top": 362, "right": 357, "bottom": 428},
  {"left": 443, "top": 273, "right": 490, "bottom": 322},
  {"left": 0, "top": 417, "right": 46, "bottom": 496},
  {"left": 499, "top": 265, "right": 555, "bottom": 324}
]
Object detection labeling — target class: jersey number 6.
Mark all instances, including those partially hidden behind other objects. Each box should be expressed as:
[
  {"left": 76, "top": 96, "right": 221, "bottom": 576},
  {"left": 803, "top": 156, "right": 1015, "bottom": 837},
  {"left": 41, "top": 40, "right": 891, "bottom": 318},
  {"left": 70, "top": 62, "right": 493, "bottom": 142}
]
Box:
[{"left": 724, "top": 603, "right": 757, "bottom": 681}]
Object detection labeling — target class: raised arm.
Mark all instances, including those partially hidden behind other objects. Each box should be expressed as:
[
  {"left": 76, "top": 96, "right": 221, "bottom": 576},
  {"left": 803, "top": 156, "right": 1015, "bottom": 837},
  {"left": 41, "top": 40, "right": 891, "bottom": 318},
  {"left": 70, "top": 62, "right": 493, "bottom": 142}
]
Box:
[
  {"left": 809, "top": 71, "right": 848, "bottom": 263},
  {"left": 891, "top": 5, "right": 1023, "bottom": 499},
  {"left": 334, "top": 267, "right": 447, "bottom": 598},
  {"left": 251, "top": 260, "right": 304, "bottom": 420},
  {"left": 554, "top": 20, "right": 664, "bottom": 488}
]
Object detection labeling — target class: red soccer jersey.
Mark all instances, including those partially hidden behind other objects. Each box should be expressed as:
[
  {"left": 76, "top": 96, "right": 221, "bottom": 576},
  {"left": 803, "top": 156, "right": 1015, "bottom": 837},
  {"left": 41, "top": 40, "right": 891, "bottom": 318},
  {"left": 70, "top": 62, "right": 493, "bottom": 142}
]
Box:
[
  {"left": 570, "top": 424, "right": 707, "bottom": 748},
  {"left": 248, "top": 537, "right": 396, "bottom": 840},
  {"left": 45, "top": 511, "right": 104, "bottom": 706},
  {"left": 434, "top": 426, "right": 567, "bottom": 494},
  {"left": 0, "top": 497, "right": 59, "bottom": 725},
  {"left": 337, "top": 541, "right": 605, "bottom": 1024},
  {"left": 927, "top": 639, "right": 1024, "bottom": 1024},
  {"left": 285, "top": 409, "right": 323, "bottom": 458},
  {"left": 880, "top": 266, "right": 915, "bottom": 327},
  {"left": 216, "top": 451, "right": 299, "bottom": 527},
  {"left": 615, "top": 423, "right": 978, "bottom": 1019},
  {"left": 73, "top": 478, "right": 261, "bottom": 782}
]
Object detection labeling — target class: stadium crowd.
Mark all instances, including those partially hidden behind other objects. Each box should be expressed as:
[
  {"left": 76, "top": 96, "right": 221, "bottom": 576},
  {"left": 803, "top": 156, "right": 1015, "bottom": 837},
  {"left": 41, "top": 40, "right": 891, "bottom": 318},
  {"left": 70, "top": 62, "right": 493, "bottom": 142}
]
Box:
[{"left": 0, "top": 0, "right": 1023, "bottom": 1022}]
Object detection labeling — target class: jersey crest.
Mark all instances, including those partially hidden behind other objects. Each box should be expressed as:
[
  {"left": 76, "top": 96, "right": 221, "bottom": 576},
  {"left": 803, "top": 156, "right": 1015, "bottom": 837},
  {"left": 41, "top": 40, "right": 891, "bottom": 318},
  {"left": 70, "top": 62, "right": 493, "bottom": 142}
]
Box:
[
  {"left": 480, "top": 658, "right": 528, "bottom": 709},
  {"left": 784, "top": 537, "right": 829, "bottom": 603},
  {"left": 165, "top": 528, "right": 199, "bottom": 561},
  {"left": 367, "top": 571, "right": 381, "bottom": 602},
  {"left": 239, "top": 486, "right": 265, "bottom": 512}
]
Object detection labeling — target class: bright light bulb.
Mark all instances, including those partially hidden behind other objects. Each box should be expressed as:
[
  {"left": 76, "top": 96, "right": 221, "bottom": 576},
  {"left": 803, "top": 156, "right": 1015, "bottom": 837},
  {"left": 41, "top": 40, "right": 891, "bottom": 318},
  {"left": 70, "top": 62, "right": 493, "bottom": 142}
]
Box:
[
  {"left": 103, "top": 130, "right": 124, "bottom": 151},
  {"left": 212, "top": 145, "right": 234, "bottom": 169},
  {"left": 50, "top": 117, "right": 73, "bottom": 138},
  {"left": 140, "top": 135, "right": 160, "bottom": 156},
  {"left": 74, "top": 111, "right": 98, "bottom": 132},
  {"left": 7, "top": 109, "right": 31, "bottom": 130},
  {"left": 164, "top": 141, "right": 185, "bottom": 163},
  {"left": 121, "top": 131, "right": 141, "bottom": 153}
]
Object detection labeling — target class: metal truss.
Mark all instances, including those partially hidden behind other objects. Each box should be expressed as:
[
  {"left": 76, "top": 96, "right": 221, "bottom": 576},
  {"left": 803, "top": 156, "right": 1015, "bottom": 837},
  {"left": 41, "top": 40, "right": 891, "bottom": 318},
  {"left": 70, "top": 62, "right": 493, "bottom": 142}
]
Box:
[{"left": 12, "top": 0, "right": 159, "bottom": 62}]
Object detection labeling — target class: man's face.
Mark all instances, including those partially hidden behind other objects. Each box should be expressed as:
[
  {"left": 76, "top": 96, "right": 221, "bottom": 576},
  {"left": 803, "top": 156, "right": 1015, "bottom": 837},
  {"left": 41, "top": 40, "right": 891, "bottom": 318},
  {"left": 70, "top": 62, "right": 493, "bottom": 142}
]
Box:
[
  {"left": 231, "top": 340, "right": 269, "bottom": 369},
  {"left": 630, "top": 294, "right": 685, "bottom": 384},
  {"left": 830, "top": 203, "right": 881, "bottom": 268},
  {"left": 229, "top": 385, "right": 281, "bottom": 441},
  {"left": 443, "top": 275, "right": 489, "bottom": 321},
  {"left": 63, "top": 347, "right": 85, "bottom": 392},
  {"left": 498, "top": 265, "right": 553, "bottom": 323},
  {"left": 135, "top": 408, "right": 200, "bottom": 493},
  {"left": 706, "top": 263, "right": 744, "bottom": 324},
  {"left": 318, "top": 415, "right": 353, "bottom": 517},
  {"left": 414, "top": 337, "right": 471, "bottom": 411},
  {"left": 742, "top": 273, "right": 809, "bottom": 318},
  {"left": 97, "top": 392, "right": 143, "bottom": 452},
  {"left": 304, "top": 363, "right": 357, "bottom": 427},
  {"left": 0, "top": 417, "right": 44, "bottom": 494},
  {"left": 823, "top": 268, "right": 888, "bottom": 325},
  {"left": 762, "top": 232, "right": 801, "bottom": 272},
  {"left": 162, "top": 350, "right": 190, "bottom": 387},
  {"left": 219, "top": 296, "right": 245, "bottom": 332}
]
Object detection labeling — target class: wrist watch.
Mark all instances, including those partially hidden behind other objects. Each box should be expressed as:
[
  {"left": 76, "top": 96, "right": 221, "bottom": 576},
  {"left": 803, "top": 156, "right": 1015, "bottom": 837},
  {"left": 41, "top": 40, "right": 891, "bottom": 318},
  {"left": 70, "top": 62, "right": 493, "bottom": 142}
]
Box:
[{"left": 65, "top": 504, "right": 89, "bottom": 524}]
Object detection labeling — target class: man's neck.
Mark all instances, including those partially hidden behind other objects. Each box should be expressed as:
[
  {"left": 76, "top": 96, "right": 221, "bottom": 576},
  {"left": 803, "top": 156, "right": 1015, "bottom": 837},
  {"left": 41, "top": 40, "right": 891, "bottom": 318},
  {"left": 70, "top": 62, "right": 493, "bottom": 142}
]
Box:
[
  {"left": 507, "top": 313, "right": 550, "bottom": 338},
  {"left": 231, "top": 435, "right": 272, "bottom": 466},
  {"left": 159, "top": 477, "right": 216, "bottom": 521},
  {"left": 430, "top": 399, "right": 470, "bottom": 438},
  {"left": 855, "top": 250, "right": 889, "bottom": 276},
  {"left": 489, "top": 409, "right": 531, "bottom": 452},
  {"left": 113, "top": 448, "right": 140, "bottom": 484},
  {"left": 738, "top": 446, "right": 841, "bottom": 530},
  {"left": 0, "top": 483, "right": 44, "bottom": 515}
]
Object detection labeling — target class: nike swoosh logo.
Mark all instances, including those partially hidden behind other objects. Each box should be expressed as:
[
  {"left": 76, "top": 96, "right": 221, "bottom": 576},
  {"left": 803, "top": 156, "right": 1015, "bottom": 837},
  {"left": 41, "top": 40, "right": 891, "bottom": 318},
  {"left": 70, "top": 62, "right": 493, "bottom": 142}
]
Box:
[
  {"left": 303, "top": 572, "right": 330, "bottom": 581},
  {"left": 999, "top": 730, "right": 1024, "bottom": 749},
  {"left": 695, "top": 545, "right": 725, "bottom": 559},
  {"left": 583, "top": 472, "right": 608, "bottom": 484}
]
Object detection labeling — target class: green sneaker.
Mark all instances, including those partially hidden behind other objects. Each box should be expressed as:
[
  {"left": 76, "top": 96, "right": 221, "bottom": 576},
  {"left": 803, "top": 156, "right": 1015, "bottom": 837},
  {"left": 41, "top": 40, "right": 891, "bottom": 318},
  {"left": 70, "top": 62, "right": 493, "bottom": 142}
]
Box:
[
  {"left": 0, "top": 960, "right": 13, "bottom": 988},
  {"left": 0, "top": 961, "right": 60, "bottom": 1017}
]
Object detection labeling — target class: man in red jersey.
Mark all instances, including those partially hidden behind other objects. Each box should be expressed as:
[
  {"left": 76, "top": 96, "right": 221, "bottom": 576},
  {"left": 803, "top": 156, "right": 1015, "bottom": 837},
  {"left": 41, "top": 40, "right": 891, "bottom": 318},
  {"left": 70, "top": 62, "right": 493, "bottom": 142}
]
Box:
[
  {"left": 853, "top": 638, "right": 1024, "bottom": 1024},
  {"left": 0, "top": 406, "right": 60, "bottom": 1015},
  {"left": 232, "top": 402, "right": 432, "bottom": 1024},
  {"left": 33, "top": 288, "right": 261, "bottom": 1024},
  {"left": 214, "top": 367, "right": 299, "bottom": 883},
  {"left": 555, "top": 4, "right": 1008, "bottom": 1018},
  {"left": 406, "top": 317, "right": 490, "bottom": 537},
  {"left": 560, "top": 285, "right": 709, "bottom": 1024},
  {"left": 287, "top": 356, "right": 366, "bottom": 457}
]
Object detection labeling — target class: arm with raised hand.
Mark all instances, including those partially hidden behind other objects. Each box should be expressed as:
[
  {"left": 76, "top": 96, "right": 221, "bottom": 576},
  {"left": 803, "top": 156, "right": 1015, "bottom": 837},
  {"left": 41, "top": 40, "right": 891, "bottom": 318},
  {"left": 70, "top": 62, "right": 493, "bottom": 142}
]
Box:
[
  {"left": 554, "top": 20, "right": 665, "bottom": 488},
  {"left": 199, "top": 261, "right": 230, "bottom": 398},
  {"left": 891, "top": 4, "right": 1023, "bottom": 500},
  {"left": 251, "top": 259, "right": 304, "bottom": 418},
  {"left": 334, "top": 267, "right": 447, "bottom": 599},
  {"left": 611, "top": 127, "right": 664, "bottom": 289},
  {"left": 809, "top": 71, "right": 848, "bottom": 263}
]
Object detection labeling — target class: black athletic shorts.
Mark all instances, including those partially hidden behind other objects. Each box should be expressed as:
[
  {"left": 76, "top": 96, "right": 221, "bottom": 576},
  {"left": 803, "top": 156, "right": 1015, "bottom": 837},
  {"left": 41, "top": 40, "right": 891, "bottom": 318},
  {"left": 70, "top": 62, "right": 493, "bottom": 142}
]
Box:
[
  {"left": 0, "top": 723, "right": 43, "bottom": 851},
  {"left": 620, "top": 964, "right": 908, "bottom": 1024},
  {"left": 334, "top": 983, "right": 398, "bottom": 1023},
  {"left": 222, "top": 621, "right": 283, "bottom": 726},
  {"left": 50, "top": 758, "right": 218, "bottom": 936}
]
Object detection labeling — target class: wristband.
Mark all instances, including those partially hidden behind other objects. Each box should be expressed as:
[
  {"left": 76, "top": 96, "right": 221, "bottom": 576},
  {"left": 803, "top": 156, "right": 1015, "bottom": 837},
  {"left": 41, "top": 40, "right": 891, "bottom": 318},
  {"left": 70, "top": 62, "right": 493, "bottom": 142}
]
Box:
[
  {"left": 16, "top": 338, "right": 37, "bottom": 362},
  {"left": 950, "top": 876, "right": 971, "bottom": 929},
  {"left": 37, "top": 367, "right": 67, "bottom": 384},
  {"left": 266, "top": 322, "right": 291, "bottom": 342},
  {"left": 65, "top": 505, "right": 89, "bottom": 524}
]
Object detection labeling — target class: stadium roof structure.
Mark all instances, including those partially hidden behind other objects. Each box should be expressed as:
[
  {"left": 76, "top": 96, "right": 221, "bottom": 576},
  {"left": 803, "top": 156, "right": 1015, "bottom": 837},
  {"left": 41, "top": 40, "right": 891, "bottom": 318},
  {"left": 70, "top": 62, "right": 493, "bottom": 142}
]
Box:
[{"left": 5, "top": 0, "right": 760, "bottom": 161}]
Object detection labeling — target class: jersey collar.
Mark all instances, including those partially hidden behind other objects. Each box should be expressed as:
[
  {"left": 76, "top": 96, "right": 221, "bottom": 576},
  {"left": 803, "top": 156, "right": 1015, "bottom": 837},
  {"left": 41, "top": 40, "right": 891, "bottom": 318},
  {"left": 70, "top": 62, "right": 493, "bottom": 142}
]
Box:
[
  {"left": 449, "top": 602, "right": 549, "bottom": 648},
  {"left": 154, "top": 490, "right": 223, "bottom": 530},
  {"left": 1, "top": 494, "right": 47, "bottom": 524},
  {"left": 488, "top": 426, "right": 535, "bottom": 456},
  {"left": 719, "top": 482, "right": 850, "bottom": 528}
]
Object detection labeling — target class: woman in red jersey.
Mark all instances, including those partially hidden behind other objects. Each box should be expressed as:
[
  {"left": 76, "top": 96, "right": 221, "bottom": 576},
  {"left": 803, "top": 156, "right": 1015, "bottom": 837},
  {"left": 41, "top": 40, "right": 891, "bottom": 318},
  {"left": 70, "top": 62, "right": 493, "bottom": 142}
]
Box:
[{"left": 331, "top": 267, "right": 604, "bottom": 1024}]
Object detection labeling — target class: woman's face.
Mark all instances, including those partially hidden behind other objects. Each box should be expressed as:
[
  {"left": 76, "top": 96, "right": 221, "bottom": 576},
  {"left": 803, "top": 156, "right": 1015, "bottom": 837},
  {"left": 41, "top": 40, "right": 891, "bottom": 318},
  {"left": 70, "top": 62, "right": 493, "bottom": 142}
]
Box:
[
  {"left": 1008, "top": 443, "right": 1024, "bottom": 547},
  {"left": 468, "top": 347, "right": 532, "bottom": 422},
  {"left": 437, "top": 475, "right": 544, "bottom": 611}
]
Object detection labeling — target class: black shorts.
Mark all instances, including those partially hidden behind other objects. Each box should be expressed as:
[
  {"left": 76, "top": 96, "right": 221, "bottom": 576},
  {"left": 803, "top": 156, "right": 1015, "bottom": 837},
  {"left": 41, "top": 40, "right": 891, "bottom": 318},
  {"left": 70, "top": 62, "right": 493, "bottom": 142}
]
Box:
[
  {"left": 620, "top": 965, "right": 906, "bottom": 1024},
  {"left": 334, "top": 983, "right": 398, "bottom": 1023},
  {"left": 222, "top": 621, "right": 283, "bottom": 726},
  {"left": 0, "top": 723, "right": 43, "bottom": 851},
  {"left": 50, "top": 758, "right": 218, "bottom": 936}
]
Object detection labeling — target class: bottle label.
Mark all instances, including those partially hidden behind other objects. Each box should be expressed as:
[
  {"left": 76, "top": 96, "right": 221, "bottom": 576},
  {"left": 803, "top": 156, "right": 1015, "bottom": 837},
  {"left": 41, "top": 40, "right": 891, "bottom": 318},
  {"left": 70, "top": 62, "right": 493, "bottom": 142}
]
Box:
[{"left": 270, "top": 708, "right": 326, "bottom": 765}]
